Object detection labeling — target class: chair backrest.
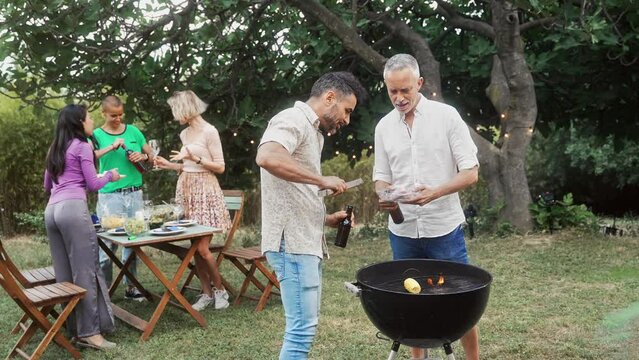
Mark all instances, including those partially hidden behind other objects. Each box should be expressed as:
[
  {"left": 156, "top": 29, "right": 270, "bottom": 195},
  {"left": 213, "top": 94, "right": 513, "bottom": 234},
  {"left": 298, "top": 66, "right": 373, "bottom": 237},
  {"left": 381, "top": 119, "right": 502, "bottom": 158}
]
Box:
[
  {"left": 0, "top": 238, "right": 30, "bottom": 287},
  {"left": 0, "top": 242, "right": 31, "bottom": 305},
  {"left": 222, "top": 190, "right": 245, "bottom": 252}
]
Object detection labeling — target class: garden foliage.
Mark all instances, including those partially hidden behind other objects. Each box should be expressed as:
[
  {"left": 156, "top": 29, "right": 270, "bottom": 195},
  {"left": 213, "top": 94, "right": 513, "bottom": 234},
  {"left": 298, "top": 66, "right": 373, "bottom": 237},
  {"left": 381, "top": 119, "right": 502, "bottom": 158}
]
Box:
[
  {"left": 529, "top": 193, "right": 599, "bottom": 232},
  {"left": 0, "top": 99, "right": 56, "bottom": 235}
]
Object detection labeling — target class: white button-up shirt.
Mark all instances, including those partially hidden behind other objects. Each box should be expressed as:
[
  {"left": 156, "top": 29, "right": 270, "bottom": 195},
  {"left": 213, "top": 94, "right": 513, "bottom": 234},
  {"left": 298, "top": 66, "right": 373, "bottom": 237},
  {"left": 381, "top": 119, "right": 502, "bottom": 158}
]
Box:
[
  {"left": 373, "top": 94, "right": 478, "bottom": 238},
  {"left": 259, "top": 101, "right": 327, "bottom": 258}
]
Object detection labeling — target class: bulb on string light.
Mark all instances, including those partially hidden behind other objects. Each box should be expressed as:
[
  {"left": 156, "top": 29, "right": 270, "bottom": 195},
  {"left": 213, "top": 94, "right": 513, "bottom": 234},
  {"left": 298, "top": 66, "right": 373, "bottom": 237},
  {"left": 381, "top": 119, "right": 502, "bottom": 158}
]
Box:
[
  {"left": 528, "top": 127, "right": 534, "bottom": 134},
  {"left": 500, "top": 113, "right": 507, "bottom": 120},
  {"left": 335, "top": 151, "right": 340, "bottom": 155},
  {"left": 352, "top": 155, "right": 356, "bottom": 159},
  {"left": 431, "top": 92, "right": 437, "bottom": 97},
  {"left": 504, "top": 132, "right": 510, "bottom": 139},
  {"left": 368, "top": 145, "right": 373, "bottom": 149},
  {"left": 233, "top": 132, "right": 237, "bottom": 137},
  {"left": 476, "top": 125, "right": 481, "bottom": 132},
  {"left": 250, "top": 140, "right": 255, "bottom": 144}
]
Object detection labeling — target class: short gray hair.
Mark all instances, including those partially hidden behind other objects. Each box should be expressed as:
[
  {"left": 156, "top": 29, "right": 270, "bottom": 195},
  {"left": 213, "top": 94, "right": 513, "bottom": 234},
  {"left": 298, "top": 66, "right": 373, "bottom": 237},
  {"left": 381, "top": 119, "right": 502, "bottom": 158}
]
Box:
[
  {"left": 167, "top": 90, "right": 208, "bottom": 121},
  {"left": 383, "top": 54, "right": 420, "bottom": 79}
]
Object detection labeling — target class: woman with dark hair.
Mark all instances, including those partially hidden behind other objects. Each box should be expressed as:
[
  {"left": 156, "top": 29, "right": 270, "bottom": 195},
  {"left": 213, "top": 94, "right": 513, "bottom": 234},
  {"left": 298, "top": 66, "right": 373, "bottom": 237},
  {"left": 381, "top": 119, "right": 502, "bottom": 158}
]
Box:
[{"left": 44, "top": 104, "right": 121, "bottom": 350}]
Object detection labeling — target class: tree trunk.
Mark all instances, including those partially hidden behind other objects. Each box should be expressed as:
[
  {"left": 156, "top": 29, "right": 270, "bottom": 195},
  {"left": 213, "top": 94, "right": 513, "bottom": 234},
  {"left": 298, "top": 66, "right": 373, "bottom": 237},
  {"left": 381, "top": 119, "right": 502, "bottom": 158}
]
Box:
[{"left": 490, "top": 1, "right": 535, "bottom": 231}]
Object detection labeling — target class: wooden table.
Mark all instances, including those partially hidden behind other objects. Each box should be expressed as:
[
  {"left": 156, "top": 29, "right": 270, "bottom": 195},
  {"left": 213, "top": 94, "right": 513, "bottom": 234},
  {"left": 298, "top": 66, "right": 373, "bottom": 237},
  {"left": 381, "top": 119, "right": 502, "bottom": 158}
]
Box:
[{"left": 97, "top": 225, "right": 222, "bottom": 341}]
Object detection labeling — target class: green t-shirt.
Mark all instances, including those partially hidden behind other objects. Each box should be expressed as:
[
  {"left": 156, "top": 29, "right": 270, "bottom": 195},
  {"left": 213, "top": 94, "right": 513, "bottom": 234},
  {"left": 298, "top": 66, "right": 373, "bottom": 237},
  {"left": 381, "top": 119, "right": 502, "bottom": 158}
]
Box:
[{"left": 93, "top": 125, "right": 147, "bottom": 193}]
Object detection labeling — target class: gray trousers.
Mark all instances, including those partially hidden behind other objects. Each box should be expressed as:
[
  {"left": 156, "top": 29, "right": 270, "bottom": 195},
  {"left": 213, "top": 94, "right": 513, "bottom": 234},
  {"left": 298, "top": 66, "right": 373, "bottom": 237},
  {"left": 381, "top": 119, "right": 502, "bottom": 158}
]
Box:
[{"left": 45, "top": 199, "right": 115, "bottom": 338}]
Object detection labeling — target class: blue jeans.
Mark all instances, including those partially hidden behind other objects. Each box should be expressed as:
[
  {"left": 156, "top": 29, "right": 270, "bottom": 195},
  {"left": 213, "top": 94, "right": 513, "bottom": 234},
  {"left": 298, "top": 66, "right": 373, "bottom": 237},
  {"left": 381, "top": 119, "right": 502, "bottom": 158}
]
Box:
[
  {"left": 97, "top": 190, "right": 143, "bottom": 286},
  {"left": 265, "top": 249, "right": 322, "bottom": 360},
  {"left": 389, "top": 225, "right": 469, "bottom": 264}
]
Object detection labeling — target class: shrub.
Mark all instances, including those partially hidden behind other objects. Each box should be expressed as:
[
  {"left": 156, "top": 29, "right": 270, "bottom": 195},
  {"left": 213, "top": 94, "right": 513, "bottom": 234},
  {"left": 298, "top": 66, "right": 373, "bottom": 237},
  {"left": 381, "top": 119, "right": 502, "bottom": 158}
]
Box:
[
  {"left": 0, "top": 98, "right": 56, "bottom": 235},
  {"left": 353, "top": 211, "right": 388, "bottom": 241},
  {"left": 14, "top": 210, "right": 48, "bottom": 243},
  {"left": 529, "top": 193, "right": 598, "bottom": 232},
  {"left": 322, "top": 151, "right": 378, "bottom": 224}
]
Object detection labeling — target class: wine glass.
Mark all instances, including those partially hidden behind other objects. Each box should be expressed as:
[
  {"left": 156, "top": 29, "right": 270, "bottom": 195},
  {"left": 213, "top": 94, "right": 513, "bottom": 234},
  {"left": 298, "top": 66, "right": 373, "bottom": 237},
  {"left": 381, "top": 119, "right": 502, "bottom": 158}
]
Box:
[
  {"left": 148, "top": 139, "right": 161, "bottom": 170},
  {"left": 122, "top": 194, "right": 132, "bottom": 215},
  {"left": 143, "top": 200, "right": 153, "bottom": 223},
  {"left": 169, "top": 198, "right": 184, "bottom": 224}
]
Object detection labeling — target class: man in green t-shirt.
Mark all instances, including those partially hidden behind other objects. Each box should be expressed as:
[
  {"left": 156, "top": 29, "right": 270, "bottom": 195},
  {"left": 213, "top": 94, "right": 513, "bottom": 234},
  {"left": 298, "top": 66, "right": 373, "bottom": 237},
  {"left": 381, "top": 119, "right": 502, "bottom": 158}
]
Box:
[{"left": 93, "top": 95, "right": 154, "bottom": 302}]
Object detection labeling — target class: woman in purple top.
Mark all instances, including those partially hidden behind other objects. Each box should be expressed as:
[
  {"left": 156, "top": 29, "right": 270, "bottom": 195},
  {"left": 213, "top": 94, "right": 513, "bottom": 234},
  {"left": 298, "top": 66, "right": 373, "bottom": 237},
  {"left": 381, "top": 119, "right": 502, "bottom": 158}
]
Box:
[{"left": 44, "top": 104, "right": 121, "bottom": 350}]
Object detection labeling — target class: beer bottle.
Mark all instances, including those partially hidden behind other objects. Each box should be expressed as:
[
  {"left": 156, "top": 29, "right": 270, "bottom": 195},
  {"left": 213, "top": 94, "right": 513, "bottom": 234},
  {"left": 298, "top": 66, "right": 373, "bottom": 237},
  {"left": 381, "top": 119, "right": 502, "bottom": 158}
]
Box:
[
  {"left": 334, "top": 205, "right": 353, "bottom": 248},
  {"left": 120, "top": 144, "right": 148, "bottom": 173},
  {"left": 390, "top": 205, "right": 404, "bottom": 224}
]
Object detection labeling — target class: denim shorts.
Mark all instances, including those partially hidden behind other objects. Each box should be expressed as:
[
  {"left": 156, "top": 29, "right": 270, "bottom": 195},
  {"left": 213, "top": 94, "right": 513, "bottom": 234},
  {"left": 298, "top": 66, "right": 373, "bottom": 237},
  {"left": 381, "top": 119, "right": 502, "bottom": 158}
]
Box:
[{"left": 389, "top": 225, "right": 469, "bottom": 264}]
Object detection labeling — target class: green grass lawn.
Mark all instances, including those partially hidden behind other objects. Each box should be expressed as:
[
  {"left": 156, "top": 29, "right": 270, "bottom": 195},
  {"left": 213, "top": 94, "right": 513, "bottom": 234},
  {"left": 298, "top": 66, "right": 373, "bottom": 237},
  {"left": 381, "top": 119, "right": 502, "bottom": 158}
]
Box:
[{"left": 1, "top": 229, "right": 639, "bottom": 359}]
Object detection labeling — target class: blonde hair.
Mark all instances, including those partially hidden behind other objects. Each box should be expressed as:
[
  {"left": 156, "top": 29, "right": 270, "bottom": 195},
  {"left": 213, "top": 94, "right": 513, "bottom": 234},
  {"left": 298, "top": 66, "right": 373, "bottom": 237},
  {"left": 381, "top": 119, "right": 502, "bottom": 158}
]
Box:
[
  {"left": 167, "top": 90, "right": 208, "bottom": 121},
  {"left": 101, "top": 95, "right": 123, "bottom": 110}
]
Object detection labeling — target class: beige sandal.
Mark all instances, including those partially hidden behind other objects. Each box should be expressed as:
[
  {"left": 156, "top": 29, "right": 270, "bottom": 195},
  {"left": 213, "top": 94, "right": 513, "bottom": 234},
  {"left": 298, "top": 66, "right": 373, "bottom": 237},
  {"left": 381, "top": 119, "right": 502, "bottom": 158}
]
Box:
[{"left": 76, "top": 338, "right": 116, "bottom": 350}]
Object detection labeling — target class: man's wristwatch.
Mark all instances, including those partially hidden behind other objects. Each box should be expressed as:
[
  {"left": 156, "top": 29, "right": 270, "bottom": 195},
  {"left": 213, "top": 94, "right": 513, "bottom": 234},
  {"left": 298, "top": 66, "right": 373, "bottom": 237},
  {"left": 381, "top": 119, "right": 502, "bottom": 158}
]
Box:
[{"left": 196, "top": 157, "right": 202, "bottom": 164}]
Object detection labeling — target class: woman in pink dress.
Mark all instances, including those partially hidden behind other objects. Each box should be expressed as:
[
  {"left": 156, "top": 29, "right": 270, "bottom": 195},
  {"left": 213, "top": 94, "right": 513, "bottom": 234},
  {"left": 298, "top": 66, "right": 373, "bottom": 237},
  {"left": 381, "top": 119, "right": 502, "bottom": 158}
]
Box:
[{"left": 155, "top": 90, "right": 231, "bottom": 311}]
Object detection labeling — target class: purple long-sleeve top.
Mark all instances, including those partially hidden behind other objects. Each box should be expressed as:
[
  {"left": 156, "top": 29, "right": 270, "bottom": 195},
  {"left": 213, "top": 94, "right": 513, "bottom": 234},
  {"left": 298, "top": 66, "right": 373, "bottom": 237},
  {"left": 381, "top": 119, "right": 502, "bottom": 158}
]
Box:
[{"left": 44, "top": 138, "right": 113, "bottom": 205}]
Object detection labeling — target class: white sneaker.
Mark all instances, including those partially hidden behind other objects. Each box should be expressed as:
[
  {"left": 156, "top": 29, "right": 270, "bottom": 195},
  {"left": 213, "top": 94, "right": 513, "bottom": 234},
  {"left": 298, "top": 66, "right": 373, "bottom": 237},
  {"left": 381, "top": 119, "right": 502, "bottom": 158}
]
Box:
[
  {"left": 124, "top": 287, "right": 146, "bottom": 302},
  {"left": 192, "top": 294, "right": 214, "bottom": 311},
  {"left": 214, "top": 288, "right": 229, "bottom": 310}
]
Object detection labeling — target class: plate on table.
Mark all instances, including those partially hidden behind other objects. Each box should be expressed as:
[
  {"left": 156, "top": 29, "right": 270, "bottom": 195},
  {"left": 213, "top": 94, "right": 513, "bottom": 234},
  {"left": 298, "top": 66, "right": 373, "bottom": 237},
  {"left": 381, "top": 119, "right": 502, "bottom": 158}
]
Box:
[
  {"left": 106, "top": 227, "right": 127, "bottom": 235},
  {"left": 150, "top": 226, "right": 186, "bottom": 236},
  {"left": 164, "top": 219, "right": 197, "bottom": 227}
]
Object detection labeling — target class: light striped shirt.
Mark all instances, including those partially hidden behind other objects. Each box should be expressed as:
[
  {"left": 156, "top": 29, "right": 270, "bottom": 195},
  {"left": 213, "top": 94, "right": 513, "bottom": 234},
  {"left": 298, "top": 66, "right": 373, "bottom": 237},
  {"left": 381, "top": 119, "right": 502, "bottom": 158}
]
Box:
[{"left": 259, "top": 101, "right": 327, "bottom": 258}]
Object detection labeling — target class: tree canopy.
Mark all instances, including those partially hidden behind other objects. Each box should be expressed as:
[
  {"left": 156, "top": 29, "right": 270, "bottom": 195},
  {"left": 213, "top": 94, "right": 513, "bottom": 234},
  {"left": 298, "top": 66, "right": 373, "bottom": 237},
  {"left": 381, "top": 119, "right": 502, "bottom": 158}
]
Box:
[{"left": 1, "top": 0, "right": 637, "bottom": 230}]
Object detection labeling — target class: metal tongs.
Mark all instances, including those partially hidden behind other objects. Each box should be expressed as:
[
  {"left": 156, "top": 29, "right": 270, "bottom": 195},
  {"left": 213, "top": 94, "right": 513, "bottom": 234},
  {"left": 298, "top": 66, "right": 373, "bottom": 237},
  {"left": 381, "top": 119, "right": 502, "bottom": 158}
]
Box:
[{"left": 317, "top": 178, "right": 364, "bottom": 197}]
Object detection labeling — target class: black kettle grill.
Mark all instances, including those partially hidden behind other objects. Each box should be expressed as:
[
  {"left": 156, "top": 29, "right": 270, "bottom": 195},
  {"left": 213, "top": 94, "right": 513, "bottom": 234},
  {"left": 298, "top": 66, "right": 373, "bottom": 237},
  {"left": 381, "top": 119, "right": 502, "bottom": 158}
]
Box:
[{"left": 347, "top": 259, "right": 492, "bottom": 359}]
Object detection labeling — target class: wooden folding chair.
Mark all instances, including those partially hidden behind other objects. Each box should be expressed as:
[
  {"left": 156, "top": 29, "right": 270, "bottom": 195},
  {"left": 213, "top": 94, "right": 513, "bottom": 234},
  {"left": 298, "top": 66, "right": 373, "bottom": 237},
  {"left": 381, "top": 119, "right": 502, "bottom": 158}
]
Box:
[
  {"left": 219, "top": 246, "right": 280, "bottom": 312},
  {"left": 151, "top": 190, "right": 245, "bottom": 295},
  {"left": 0, "top": 238, "right": 57, "bottom": 334},
  {"left": 0, "top": 246, "right": 86, "bottom": 360}
]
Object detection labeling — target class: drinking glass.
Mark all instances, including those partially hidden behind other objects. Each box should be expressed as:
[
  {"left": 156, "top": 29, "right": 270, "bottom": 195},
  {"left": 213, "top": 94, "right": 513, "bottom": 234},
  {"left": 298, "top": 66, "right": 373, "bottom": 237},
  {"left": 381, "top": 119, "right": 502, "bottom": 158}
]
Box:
[
  {"left": 148, "top": 139, "right": 161, "bottom": 170},
  {"left": 122, "top": 194, "right": 132, "bottom": 215},
  {"left": 143, "top": 200, "right": 153, "bottom": 222},
  {"left": 169, "top": 198, "right": 184, "bottom": 223}
]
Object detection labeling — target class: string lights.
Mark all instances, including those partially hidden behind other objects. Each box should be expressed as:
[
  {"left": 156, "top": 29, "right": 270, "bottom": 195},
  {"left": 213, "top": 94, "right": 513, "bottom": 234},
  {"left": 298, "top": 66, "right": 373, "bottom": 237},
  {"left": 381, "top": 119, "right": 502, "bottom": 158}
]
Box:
[{"left": 503, "top": 126, "right": 534, "bottom": 139}]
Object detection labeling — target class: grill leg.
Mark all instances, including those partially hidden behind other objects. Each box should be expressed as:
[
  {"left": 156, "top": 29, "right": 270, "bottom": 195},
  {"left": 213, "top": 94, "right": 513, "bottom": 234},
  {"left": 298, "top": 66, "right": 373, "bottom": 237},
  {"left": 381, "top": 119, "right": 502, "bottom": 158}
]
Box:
[
  {"left": 443, "top": 343, "right": 455, "bottom": 360},
  {"left": 387, "top": 341, "right": 401, "bottom": 360}
]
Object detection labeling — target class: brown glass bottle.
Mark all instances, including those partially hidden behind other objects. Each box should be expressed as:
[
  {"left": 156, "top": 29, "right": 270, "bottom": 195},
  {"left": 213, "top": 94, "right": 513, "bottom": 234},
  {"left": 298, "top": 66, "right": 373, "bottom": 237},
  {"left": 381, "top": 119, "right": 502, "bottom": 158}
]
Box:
[
  {"left": 120, "top": 144, "right": 148, "bottom": 173},
  {"left": 334, "top": 205, "right": 353, "bottom": 248},
  {"left": 390, "top": 206, "right": 404, "bottom": 224}
]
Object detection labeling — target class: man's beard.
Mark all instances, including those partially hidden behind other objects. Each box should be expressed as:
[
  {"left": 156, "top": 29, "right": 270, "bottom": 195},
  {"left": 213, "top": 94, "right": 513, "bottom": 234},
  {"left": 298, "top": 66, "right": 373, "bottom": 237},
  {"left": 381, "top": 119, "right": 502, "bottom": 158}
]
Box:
[{"left": 320, "top": 111, "right": 339, "bottom": 135}]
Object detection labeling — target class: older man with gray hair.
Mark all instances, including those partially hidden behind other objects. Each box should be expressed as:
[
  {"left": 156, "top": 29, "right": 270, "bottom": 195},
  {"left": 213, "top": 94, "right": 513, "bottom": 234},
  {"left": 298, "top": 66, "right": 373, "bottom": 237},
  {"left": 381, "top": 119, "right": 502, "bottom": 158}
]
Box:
[{"left": 373, "top": 54, "right": 481, "bottom": 360}]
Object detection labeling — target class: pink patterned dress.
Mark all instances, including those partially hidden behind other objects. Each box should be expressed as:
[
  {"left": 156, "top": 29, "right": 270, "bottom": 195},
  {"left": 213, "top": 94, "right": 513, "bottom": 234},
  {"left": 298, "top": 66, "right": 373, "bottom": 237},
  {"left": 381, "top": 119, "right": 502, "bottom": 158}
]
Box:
[{"left": 175, "top": 122, "right": 231, "bottom": 231}]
